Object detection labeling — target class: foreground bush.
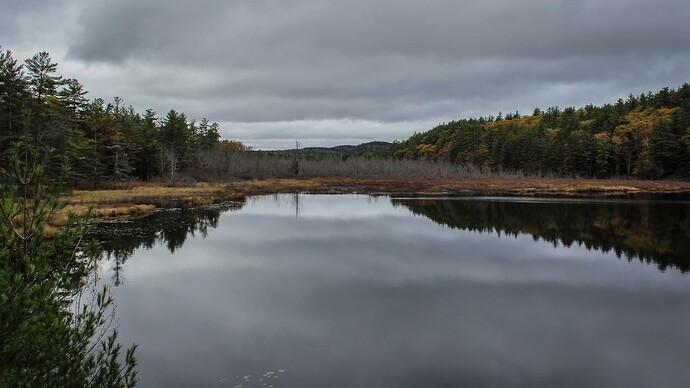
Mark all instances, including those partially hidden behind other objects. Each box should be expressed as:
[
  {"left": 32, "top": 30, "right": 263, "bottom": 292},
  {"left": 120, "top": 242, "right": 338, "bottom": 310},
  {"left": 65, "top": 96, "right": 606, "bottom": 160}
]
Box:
[{"left": 0, "top": 150, "right": 138, "bottom": 387}]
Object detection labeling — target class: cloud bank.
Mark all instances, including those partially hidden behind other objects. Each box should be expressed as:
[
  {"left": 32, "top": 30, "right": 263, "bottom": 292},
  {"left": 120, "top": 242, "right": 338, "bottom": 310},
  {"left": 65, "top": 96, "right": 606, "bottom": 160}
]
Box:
[{"left": 3, "top": 0, "right": 690, "bottom": 148}]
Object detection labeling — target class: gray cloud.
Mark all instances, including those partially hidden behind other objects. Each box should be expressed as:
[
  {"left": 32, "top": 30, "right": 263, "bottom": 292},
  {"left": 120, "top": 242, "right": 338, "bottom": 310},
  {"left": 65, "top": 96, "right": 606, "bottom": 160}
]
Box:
[
  {"left": 1, "top": 0, "right": 77, "bottom": 49},
  {"left": 70, "top": 0, "right": 690, "bottom": 64},
  {"left": 3, "top": 0, "right": 690, "bottom": 148}
]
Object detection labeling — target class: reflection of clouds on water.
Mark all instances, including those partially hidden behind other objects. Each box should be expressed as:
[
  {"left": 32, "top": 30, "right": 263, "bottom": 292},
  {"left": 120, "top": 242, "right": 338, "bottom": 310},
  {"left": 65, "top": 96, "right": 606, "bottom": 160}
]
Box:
[
  {"left": 110, "top": 194, "right": 689, "bottom": 287},
  {"left": 244, "top": 194, "right": 408, "bottom": 219},
  {"left": 96, "top": 203, "right": 244, "bottom": 284},
  {"left": 100, "top": 195, "right": 690, "bottom": 388}
]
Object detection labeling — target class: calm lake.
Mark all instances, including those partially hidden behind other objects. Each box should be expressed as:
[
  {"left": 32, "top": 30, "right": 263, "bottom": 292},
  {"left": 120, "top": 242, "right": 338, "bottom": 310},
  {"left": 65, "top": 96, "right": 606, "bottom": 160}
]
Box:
[{"left": 96, "top": 194, "right": 690, "bottom": 388}]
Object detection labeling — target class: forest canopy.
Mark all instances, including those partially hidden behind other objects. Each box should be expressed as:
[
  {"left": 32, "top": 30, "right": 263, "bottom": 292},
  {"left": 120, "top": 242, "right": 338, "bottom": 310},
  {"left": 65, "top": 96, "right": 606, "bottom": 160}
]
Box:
[
  {"left": 0, "top": 46, "right": 229, "bottom": 186},
  {"left": 393, "top": 84, "right": 690, "bottom": 179}
]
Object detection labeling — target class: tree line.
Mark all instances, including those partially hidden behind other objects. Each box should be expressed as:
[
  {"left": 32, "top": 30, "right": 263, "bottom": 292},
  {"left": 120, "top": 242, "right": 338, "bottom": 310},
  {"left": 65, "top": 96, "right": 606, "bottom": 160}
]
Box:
[
  {"left": 393, "top": 85, "right": 690, "bottom": 179},
  {"left": 5, "top": 44, "right": 690, "bottom": 183},
  {"left": 0, "top": 46, "right": 241, "bottom": 186},
  {"left": 0, "top": 45, "right": 471, "bottom": 185}
]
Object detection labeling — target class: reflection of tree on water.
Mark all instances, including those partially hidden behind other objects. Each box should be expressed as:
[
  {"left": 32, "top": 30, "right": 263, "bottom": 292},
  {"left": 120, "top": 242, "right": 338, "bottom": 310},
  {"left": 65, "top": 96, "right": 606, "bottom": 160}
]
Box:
[
  {"left": 103, "top": 249, "right": 132, "bottom": 286},
  {"left": 392, "top": 197, "right": 690, "bottom": 272},
  {"left": 94, "top": 201, "right": 245, "bottom": 285},
  {"left": 256, "top": 193, "right": 302, "bottom": 218},
  {"left": 289, "top": 193, "right": 301, "bottom": 218}
]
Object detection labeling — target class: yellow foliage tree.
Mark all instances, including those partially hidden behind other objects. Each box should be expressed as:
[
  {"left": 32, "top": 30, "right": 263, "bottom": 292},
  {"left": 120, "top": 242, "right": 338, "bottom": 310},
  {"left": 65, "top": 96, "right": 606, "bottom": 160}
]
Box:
[
  {"left": 415, "top": 144, "right": 437, "bottom": 158},
  {"left": 612, "top": 108, "right": 675, "bottom": 175}
]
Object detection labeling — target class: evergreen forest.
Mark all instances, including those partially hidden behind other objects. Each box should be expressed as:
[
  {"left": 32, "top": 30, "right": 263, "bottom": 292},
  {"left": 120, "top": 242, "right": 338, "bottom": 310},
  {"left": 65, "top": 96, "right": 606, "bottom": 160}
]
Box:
[{"left": 0, "top": 47, "right": 242, "bottom": 187}]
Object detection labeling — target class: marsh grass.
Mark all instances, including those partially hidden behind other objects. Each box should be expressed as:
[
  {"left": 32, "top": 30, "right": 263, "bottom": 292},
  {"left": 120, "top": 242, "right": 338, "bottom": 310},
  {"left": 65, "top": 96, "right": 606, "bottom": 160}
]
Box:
[
  {"left": 227, "top": 176, "right": 690, "bottom": 196},
  {"left": 30, "top": 183, "right": 244, "bottom": 234},
  {"left": 65, "top": 183, "right": 243, "bottom": 208},
  {"left": 38, "top": 176, "right": 689, "bottom": 234},
  {"left": 48, "top": 204, "right": 157, "bottom": 225}
]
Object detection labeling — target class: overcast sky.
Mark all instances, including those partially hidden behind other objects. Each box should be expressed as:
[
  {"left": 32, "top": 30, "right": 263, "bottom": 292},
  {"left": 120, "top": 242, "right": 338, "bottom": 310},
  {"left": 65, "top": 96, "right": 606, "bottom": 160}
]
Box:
[{"left": 3, "top": 0, "right": 690, "bottom": 149}]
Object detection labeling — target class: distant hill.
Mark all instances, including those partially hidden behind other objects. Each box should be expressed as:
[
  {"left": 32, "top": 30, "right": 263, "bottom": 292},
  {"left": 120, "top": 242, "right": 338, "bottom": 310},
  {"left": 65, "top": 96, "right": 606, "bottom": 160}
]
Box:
[{"left": 284, "top": 141, "right": 392, "bottom": 155}]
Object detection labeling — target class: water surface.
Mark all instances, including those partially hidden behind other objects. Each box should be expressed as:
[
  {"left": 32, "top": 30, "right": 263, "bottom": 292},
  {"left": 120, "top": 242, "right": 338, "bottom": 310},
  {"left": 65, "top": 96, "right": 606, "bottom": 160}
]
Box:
[{"left": 98, "top": 194, "right": 690, "bottom": 388}]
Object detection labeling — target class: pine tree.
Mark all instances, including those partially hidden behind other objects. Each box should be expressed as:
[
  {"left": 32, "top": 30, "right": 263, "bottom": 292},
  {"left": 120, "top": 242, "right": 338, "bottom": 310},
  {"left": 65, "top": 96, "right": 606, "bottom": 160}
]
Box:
[
  {"left": 0, "top": 48, "right": 29, "bottom": 168},
  {"left": 24, "top": 51, "right": 63, "bottom": 102},
  {"left": 0, "top": 142, "right": 138, "bottom": 386},
  {"left": 59, "top": 78, "right": 89, "bottom": 117},
  {"left": 159, "top": 110, "right": 191, "bottom": 178},
  {"left": 131, "top": 109, "right": 161, "bottom": 180}
]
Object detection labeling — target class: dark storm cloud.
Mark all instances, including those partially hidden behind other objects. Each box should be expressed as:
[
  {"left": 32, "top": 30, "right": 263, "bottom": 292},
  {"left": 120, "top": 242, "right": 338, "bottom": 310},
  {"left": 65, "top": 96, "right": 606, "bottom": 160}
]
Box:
[
  {"left": 72, "top": 0, "right": 690, "bottom": 63},
  {"left": 5, "top": 0, "right": 690, "bottom": 147}
]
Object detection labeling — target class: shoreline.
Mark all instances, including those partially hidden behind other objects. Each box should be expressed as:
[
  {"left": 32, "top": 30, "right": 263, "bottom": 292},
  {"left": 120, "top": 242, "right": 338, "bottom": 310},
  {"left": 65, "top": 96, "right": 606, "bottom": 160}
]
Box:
[
  {"left": 226, "top": 176, "right": 690, "bottom": 196},
  {"left": 52, "top": 177, "right": 690, "bottom": 227}
]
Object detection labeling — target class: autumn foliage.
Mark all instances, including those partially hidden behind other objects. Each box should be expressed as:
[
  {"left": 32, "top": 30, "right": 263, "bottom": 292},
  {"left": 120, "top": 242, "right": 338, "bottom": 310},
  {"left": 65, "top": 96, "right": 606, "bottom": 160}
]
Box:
[{"left": 394, "top": 85, "right": 690, "bottom": 179}]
